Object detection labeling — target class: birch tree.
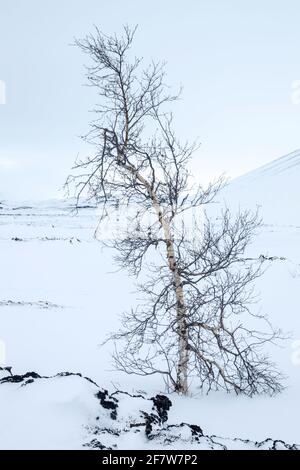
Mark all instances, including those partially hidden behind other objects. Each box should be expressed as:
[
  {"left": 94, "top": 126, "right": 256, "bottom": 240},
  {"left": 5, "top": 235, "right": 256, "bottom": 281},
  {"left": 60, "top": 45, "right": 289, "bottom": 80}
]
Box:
[{"left": 67, "top": 26, "right": 283, "bottom": 396}]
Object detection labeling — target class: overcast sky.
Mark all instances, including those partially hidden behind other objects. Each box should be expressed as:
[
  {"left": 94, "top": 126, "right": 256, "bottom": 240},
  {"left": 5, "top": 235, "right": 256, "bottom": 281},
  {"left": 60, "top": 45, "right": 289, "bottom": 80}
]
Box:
[{"left": 1, "top": 0, "right": 300, "bottom": 200}]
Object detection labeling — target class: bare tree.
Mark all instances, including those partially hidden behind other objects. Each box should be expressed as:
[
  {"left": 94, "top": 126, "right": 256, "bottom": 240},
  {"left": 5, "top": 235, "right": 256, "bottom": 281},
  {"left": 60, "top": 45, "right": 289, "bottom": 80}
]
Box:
[{"left": 67, "top": 26, "right": 284, "bottom": 396}]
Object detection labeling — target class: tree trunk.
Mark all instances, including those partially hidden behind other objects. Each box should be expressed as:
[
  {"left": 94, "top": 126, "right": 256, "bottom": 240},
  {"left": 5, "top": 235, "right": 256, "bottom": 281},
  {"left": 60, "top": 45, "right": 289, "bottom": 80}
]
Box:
[
  {"left": 162, "top": 219, "right": 189, "bottom": 395},
  {"left": 121, "top": 160, "right": 189, "bottom": 394}
]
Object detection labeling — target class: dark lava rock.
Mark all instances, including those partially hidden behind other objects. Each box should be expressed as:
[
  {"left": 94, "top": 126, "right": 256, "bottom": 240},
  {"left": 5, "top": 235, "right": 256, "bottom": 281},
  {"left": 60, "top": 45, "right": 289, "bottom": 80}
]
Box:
[{"left": 151, "top": 394, "right": 172, "bottom": 423}]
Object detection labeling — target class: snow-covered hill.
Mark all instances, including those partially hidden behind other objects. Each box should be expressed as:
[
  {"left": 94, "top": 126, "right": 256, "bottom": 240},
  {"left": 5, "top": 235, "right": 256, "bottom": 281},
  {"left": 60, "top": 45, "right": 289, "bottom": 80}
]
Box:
[
  {"left": 0, "top": 150, "right": 300, "bottom": 449},
  {"left": 222, "top": 148, "right": 300, "bottom": 225}
]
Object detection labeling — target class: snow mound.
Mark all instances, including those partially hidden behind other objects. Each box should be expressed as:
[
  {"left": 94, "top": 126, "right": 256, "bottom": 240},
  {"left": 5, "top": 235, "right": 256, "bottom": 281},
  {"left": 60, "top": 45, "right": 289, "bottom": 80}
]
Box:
[{"left": 0, "top": 367, "right": 298, "bottom": 450}]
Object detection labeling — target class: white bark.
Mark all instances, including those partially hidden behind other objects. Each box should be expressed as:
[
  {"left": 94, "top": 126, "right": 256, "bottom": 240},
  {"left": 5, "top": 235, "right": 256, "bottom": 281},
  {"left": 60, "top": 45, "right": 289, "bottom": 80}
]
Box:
[{"left": 121, "top": 159, "right": 189, "bottom": 394}]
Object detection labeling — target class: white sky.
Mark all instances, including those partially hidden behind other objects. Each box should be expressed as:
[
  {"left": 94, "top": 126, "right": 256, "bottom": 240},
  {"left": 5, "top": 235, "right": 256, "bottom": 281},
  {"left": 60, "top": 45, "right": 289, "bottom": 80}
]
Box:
[{"left": 0, "top": 0, "right": 300, "bottom": 200}]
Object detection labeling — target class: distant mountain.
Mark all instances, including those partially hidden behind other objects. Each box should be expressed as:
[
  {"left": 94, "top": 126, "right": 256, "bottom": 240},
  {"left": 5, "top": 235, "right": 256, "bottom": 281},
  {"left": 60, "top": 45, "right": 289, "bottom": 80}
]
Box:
[{"left": 223, "top": 149, "right": 300, "bottom": 225}]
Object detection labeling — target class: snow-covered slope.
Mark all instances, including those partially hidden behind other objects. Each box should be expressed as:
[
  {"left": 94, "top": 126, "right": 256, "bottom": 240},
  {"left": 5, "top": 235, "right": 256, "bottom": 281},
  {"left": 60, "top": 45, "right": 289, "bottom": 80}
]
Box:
[
  {"left": 0, "top": 150, "right": 300, "bottom": 449},
  {"left": 222, "top": 149, "right": 300, "bottom": 225}
]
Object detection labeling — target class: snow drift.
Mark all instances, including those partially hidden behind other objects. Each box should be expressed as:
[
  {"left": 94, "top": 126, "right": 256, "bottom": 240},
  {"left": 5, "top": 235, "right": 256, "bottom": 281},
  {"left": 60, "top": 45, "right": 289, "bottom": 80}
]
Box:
[{"left": 0, "top": 367, "right": 298, "bottom": 450}]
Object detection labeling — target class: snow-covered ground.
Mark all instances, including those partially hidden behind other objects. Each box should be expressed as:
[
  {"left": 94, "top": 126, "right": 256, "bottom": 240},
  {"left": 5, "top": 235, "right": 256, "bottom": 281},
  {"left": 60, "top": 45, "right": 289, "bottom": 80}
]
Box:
[{"left": 1, "top": 149, "right": 300, "bottom": 449}]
